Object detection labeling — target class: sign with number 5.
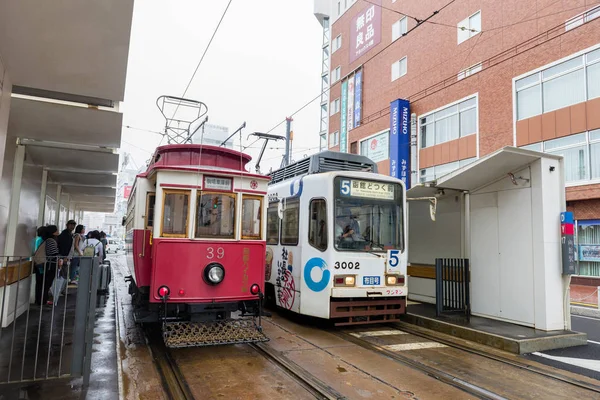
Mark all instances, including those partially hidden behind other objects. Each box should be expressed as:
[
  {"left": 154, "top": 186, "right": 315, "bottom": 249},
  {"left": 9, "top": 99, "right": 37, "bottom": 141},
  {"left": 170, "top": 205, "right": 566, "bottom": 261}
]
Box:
[
  {"left": 340, "top": 180, "right": 351, "bottom": 196},
  {"left": 387, "top": 249, "right": 400, "bottom": 268}
]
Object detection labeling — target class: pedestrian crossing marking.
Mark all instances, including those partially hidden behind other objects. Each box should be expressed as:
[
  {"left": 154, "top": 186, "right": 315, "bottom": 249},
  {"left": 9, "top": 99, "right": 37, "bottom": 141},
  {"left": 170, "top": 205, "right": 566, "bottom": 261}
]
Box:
[
  {"left": 384, "top": 342, "right": 447, "bottom": 351},
  {"left": 350, "top": 330, "right": 408, "bottom": 338}
]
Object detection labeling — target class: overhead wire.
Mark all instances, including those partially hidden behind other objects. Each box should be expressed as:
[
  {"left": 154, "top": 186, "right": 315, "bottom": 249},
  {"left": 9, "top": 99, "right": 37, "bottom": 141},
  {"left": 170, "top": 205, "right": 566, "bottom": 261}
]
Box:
[{"left": 261, "top": 0, "right": 459, "bottom": 137}]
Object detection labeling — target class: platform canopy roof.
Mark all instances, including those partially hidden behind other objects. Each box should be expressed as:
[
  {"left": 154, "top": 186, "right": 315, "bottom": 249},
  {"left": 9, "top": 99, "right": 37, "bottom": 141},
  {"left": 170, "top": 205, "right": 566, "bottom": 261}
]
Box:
[
  {"left": 407, "top": 147, "right": 563, "bottom": 198},
  {"left": 0, "top": 0, "right": 134, "bottom": 213}
]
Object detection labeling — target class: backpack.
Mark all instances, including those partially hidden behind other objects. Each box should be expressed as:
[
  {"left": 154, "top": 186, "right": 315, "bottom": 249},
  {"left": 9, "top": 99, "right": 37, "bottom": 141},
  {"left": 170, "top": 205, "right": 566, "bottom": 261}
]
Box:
[
  {"left": 33, "top": 240, "right": 47, "bottom": 265},
  {"left": 83, "top": 239, "right": 97, "bottom": 257}
]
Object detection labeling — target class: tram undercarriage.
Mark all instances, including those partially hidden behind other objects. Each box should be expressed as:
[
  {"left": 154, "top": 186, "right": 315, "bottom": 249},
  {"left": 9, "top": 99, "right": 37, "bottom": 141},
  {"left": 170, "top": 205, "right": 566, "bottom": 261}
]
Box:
[{"left": 126, "top": 278, "right": 269, "bottom": 347}]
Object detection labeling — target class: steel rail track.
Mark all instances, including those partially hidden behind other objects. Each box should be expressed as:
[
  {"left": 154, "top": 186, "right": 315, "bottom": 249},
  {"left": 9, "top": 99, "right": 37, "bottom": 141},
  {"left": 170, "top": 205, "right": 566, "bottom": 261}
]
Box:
[
  {"left": 249, "top": 342, "right": 347, "bottom": 400},
  {"left": 392, "top": 322, "right": 600, "bottom": 395},
  {"left": 146, "top": 328, "right": 196, "bottom": 400},
  {"left": 334, "top": 331, "right": 508, "bottom": 400}
]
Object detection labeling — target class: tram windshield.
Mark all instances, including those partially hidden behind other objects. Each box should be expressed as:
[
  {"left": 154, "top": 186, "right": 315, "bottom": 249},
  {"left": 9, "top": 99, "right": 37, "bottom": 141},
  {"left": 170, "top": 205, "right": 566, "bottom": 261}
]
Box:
[{"left": 334, "top": 177, "right": 403, "bottom": 252}]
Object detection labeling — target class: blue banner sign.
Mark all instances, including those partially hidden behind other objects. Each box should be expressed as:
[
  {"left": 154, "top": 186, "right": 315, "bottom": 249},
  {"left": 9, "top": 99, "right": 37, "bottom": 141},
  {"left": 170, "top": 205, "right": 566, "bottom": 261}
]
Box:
[
  {"left": 340, "top": 80, "right": 348, "bottom": 153},
  {"left": 389, "top": 99, "right": 410, "bottom": 188},
  {"left": 579, "top": 244, "right": 600, "bottom": 262},
  {"left": 354, "top": 69, "right": 362, "bottom": 128}
]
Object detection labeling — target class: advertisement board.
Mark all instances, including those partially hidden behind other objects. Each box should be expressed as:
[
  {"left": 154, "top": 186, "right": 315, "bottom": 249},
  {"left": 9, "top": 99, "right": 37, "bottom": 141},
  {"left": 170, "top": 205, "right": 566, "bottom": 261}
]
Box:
[
  {"left": 347, "top": 75, "right": 355, "bottom": 132},
  {"left": 350, "top": 0, "right": 382, "bottom": 63},
  {"left": 340, "top": 80, "right": 348, "bottom": 152},
  {"left": 578, "top": 244, "right": 600, "bottom": 262},
  {"left": 123, "top": 186, "right": 132, "bottom": 199},
  {"left": 389, "top": 99, "right": 411, "bottom": 188},
  {"left": 362, "top": 131, "right": 389, "bottom": 163},
  {"left": 354, "top": 69, "right": 362, "bottom": 128}
]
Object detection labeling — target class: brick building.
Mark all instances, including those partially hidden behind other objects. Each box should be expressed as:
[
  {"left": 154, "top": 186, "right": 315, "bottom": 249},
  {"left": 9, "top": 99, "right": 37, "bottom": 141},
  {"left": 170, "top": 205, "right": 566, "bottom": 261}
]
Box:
[{"left": 314, "top": 0, "right": 600, "bottom": 278}]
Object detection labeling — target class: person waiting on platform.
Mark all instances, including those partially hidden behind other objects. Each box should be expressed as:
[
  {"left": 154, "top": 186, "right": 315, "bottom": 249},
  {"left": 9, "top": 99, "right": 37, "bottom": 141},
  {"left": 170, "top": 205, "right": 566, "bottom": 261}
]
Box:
[
  {"left": 32, "top": 225, "right": 63, "bottom": 306},
  {"left": 82, "top": 230, "right": 104, "bottom": 259},
  {"left": 70, "top": 225, "right": 86, "bottom": 285}
]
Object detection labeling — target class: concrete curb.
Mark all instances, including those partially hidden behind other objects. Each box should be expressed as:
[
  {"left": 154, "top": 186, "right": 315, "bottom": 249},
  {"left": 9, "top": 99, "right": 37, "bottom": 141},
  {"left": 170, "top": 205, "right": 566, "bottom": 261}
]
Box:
[{"left": 570, "top": 305, "right": 600, "bottom": 319}]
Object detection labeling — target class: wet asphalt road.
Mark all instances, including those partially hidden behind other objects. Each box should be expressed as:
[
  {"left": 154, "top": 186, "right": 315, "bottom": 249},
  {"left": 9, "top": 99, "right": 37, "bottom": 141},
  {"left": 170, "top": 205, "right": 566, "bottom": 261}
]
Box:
[{"left": 525, "top": 314, "right": 600, "bottom": 381}]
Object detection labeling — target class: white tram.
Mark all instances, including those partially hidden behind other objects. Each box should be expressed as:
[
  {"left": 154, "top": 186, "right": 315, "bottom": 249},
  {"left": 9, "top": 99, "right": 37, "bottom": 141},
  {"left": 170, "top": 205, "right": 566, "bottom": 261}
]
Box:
[{"left": 265, "top": 151, "right": 408, "bottom": 326}]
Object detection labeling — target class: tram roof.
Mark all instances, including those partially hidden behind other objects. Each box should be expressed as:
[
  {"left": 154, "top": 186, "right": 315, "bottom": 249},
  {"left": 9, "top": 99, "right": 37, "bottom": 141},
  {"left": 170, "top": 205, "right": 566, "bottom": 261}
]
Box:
[{"left": 268, "top": 151, "right": 378, "bottom": 185}]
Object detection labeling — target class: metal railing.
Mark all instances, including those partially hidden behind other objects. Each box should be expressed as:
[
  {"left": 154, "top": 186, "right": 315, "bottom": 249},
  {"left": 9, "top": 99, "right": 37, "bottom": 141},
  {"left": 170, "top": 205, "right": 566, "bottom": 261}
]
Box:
[
  {"left": 0, "top": 255, "right": 101, "bottom": 386},
  {"left": 435, "top": 258, "right": 471, "bottom": 319}
]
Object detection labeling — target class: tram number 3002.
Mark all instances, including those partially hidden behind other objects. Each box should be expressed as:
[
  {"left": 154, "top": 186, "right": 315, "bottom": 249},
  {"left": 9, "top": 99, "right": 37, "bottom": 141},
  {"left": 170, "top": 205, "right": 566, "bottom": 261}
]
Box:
[
  {"left": 206, "top": 247, "right": 225, "bottom": 259},
  {"left": 334, "top": 261, "right": 360, "bottom": 270}
]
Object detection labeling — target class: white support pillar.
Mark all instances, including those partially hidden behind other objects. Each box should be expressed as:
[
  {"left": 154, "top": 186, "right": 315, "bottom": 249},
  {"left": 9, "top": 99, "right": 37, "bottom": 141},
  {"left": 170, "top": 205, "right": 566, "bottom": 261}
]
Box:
[
  {"left": 55, "top": 184, "right": 62, "bottom": 227},
  {"left": 3, "top": 145, "right": 26, "bottom": 258},
  {"left": 37, "top": 169, "right": 48, "bottom": 227},
  {"left": 65, "top": 194, "right": 71, "bottom": 223}
]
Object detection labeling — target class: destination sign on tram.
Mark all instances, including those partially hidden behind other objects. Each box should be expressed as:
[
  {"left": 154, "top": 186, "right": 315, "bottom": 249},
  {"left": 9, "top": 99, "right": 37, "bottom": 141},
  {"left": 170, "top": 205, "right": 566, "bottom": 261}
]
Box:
[
  {"left": 340, "top": 179, "right": 395, "bottom": 200},
  {"left": 205, "top": 176, "right": 232, "bottom": 191}
]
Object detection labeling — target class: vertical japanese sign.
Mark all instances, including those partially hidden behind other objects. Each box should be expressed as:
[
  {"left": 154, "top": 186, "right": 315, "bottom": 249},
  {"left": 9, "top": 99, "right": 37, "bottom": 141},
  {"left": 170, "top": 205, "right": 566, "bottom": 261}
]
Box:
[
  {"left": 350, "top": 0, "right": 382, "bottom": 63},
  {"left": 347, "top": 75, "right": 355, "bottom": 132},
  {"left": 340, "top": 80, "right": 348, "bottom": 152},
  {"left": 123, "top": 186, "right": 132, "bottom": 199},
  {"left": 561, "top": 212, "right": 576, "bottom": 274},
  {"left": 354, "top": 69, "right": 362, "bottom": 128},
  {"left": 389, "top": 99, "right": 411, "bottom": 189}
]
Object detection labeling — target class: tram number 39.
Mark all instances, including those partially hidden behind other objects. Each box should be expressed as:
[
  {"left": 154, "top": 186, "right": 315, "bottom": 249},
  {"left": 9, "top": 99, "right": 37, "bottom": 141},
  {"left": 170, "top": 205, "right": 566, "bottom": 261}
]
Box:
[
  {"left": 334, "top": 261, "right": 360, "bottom": 270},
  {"left": 206, "top": 247, "right": 225, "bottom": 259}
]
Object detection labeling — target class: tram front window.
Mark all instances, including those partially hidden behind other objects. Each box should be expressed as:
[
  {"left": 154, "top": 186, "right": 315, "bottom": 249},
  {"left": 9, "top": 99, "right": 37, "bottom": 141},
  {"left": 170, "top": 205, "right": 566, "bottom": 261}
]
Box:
[{"left": 334, "top": 177, "right": 403, "bottom": 252}]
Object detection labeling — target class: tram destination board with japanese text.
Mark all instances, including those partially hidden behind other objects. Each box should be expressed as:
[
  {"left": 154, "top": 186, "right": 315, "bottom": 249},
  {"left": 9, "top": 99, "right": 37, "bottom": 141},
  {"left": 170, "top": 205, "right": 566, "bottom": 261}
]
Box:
[{"left": 340, "top": 179, "right": 395, "bottom": 200}]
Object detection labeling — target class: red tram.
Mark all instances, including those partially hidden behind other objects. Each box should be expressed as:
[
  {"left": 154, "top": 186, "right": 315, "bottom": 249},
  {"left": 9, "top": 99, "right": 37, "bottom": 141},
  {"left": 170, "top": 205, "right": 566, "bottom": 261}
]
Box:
[{"left": 124, "top": 144, "right": 270, "bottom": 347}]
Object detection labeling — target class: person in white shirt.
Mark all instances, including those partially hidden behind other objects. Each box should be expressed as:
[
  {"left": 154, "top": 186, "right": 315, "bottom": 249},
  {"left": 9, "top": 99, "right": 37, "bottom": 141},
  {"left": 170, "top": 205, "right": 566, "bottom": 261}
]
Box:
[{"left": 82, "top": 230, "right": 105, "bottom": 259}]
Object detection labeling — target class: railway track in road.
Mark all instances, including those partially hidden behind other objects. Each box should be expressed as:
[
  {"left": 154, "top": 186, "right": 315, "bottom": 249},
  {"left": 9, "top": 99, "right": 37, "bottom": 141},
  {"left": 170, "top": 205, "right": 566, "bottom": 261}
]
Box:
[
  {"left": 334, "top": 330, "right": 508, "bottom": 400},
  {"left": 146, "top": 327, "right": 196, "bottom": 400},
  {"left": 249, "top": 342, "right": 347, "bottom": 400},
  {"left": 393, "top": 322, "right": 600, "bottom": 395}
]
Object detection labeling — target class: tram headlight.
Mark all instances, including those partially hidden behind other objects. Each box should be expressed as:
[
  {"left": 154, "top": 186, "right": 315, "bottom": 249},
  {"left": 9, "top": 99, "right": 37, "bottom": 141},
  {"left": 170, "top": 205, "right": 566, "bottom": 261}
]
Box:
[
  {"left": 386, "top": 275, "right": 405, "bottom": 286},
  {"left": 334, "top": 275, "right": 356, "bottom": 287},
  {"left": 204, "top": 263, "right": 225, "bottom": 285}
]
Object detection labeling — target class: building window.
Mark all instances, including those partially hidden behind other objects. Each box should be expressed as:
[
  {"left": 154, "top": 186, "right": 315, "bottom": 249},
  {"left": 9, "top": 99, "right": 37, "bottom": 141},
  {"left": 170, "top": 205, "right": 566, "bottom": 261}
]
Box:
[
  {"left": 457, "top": 63, "right": 482, "bottom": 80},
  {"left": 332, "top": 66, "right": 341, "bottom": 83},
  {"left": 576, "top": 220, "right": 600, "bottom": 277},
  {"left": 337, "top": 1, "right": 341, "bottom": 16},
  {"left": 146, "top": 193, "right": 156, "bottom": 229},
  {"left": 420, "top": 96, "right": 477, "bottom": 149},
  {"left": 161, "top": 190, "right": 190, "bottom": 237},
  {"left": 391, "top": 57, "right": 407, "bottom": 81},
  {"left": 516, "top": 47, "right": 600, "bottom": 120},
  {"left": 281, "top": 198, "right": 300, "bottom": 245},
  {"left": 566, "top": 4, "right": 600, "bottom": 31},
  {"left": 457, "top": 11, "right": 481, "bottom": 44},
  {"left": 350, "top": 141, "right": 358, "bottom": 154},
  {"left": 309, "top": 199, "right": 327, "bottom": 251},
  {"left": 420, "top": 158, "right": 476, "bottom": 183},
  {"left": 518, "top": 129, "right": 600, "bottom": 184},
  {"left": 332, "top": 35, "right": 342, "bottom": 53},
  {"left": 195, "top": 193, "right": 236, "bottom": 239},
  {"left": 329, "top": 131, "right": 340, "bottom": 147},
  {"left": 266, "top": 204, "right": 279, "bottom": 245},
  {"left": 241, "top": 195, "right": 262, "bottom": 240},
  {"left": 330, "top": 98, "right": 341, "bottom": 115},
  {"left": 392, "top": 17, "right": 407, "bottom": 42}
]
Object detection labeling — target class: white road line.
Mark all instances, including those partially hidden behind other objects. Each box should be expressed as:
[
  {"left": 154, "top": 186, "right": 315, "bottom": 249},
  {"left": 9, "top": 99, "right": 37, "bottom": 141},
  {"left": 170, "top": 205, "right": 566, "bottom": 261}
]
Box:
[
  {"left": 532, "top": 352, "right": 600, "bottom": 373},
  {"left": 350, "top": 330, "right": 407, "bottom": 338},
  {"left": 572, "top": 315, "right": 600, "bottom": 321},
  {"left": 588, "top": 340, "right": 600, "bottom": 345},
  {"left": 384, "top": 342, "right": 447, "bottom": 351}
]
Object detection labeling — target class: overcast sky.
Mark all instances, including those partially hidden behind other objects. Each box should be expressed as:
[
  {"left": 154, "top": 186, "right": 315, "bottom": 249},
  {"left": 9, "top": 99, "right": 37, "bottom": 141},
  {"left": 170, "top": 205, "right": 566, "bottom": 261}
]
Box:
[{"left": 120, "top": 0, "right": 324, "bottom": 173}]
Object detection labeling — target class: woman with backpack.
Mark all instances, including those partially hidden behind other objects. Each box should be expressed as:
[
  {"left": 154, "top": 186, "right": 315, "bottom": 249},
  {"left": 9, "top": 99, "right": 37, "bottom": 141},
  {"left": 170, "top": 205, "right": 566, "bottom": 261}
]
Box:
[
  {"left": 82, "top": 230, "right": 104, "bottom": 259},
  {"left": 32, "top": 225, "right": 63, "bottom": 306}
]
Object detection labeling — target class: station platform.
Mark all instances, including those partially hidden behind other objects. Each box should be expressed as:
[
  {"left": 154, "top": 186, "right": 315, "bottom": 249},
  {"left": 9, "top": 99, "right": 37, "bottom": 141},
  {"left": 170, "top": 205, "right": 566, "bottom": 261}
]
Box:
[
  {"left": 0, "top": 282, "right": 119, "bottom": 399},
  {"left": 401, "top": 302, "right": 588, "bottom": 355}
]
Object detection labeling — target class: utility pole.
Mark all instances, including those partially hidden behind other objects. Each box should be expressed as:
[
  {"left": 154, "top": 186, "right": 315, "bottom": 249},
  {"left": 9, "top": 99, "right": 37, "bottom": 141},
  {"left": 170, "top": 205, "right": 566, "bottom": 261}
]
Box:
[{"left": 282, "top": 117, "right": 293, "bottom": 167}]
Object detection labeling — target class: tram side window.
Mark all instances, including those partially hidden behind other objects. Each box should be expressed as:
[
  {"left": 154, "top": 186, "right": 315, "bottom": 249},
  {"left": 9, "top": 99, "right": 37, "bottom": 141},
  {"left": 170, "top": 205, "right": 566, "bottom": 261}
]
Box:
[
  {"left": 162, "top": 191, "right": 189, "bottom": 237},
  {"left": 309, "top": 199, "right": 327, "bottom": 251},
  {"left": 146, "top": 193, "right": 156, "bottom": 229},
  {"left": 242, "top": 195, "right": 262, "bottom": 239},
  {"left": 267, "top": 204, "right": 279, "bottom": 245},
  {"left": 281, "top": 199, "right": 300, "bottom": 246},
  {"left": 196, "top": 193, "right": 236, "bottom": 239}
]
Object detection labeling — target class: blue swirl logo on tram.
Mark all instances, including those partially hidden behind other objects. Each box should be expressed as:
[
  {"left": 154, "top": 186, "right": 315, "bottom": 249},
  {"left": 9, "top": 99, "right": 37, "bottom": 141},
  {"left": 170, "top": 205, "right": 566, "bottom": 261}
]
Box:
[{"left": 304, "top": 257, "right": 330, "bottom": 292}]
